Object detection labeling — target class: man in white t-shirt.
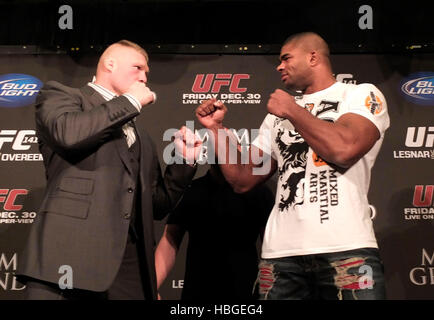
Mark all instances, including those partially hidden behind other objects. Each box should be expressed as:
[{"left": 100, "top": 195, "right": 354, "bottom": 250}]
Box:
[{"left": 195, "top": 32, "right": 389, "bottom": 300}]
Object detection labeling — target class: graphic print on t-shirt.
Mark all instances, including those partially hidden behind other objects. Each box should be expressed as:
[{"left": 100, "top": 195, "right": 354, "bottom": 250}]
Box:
[
  {"left": 274, "top": 126, "right": 309, "bottom": 212},
  {"left": 365, "top": 91, "right": 383, "bottom": 115},
  {"left": 259, "top": 82, "right": 388, "bottom": 258},
  {"left": 315, "top": 100, "right": 340, "bottom": 119}
]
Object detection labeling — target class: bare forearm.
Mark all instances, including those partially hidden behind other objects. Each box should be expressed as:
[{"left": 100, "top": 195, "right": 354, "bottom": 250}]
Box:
[
  {"left": 155, "top": 237, "right": 178, "bottom": 289},
  {"left": 285, "top": 107, "right": 361, "bottom": 168},
  {"left": 208, "top": 125, "right": 274, "bottom": 192},
  {"left": 195, "top": 99, "right": 275, "bottom": 191}
]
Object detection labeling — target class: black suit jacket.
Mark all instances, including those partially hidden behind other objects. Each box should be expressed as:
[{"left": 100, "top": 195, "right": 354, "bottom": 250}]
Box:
[{"left": 17, "top": 81, "right": 196, "bottom": 299}]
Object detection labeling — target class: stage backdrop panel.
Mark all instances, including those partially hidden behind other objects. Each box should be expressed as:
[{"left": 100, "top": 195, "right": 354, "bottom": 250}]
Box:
[{"left": 0, "top": 52, "right": 433, "bottom": 299}]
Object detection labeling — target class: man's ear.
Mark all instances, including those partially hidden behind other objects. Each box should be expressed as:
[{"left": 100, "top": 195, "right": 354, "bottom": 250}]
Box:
[
  {"left": 103, "top": 57, "right": 116, "bottom": 72},
  {"left": 309, "top": 51, "right": 319, "bottom": 67}
]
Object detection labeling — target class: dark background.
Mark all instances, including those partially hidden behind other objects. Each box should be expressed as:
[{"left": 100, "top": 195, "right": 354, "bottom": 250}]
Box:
[{"left": 0, "top": 0, "right": 433, "bottom": 54}]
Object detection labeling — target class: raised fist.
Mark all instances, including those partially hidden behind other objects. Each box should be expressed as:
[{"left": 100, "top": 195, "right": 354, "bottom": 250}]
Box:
[
  {"left": 195, "top": 99, "right": 227, "bottom": 129},
  {"left": 126, "top": 81, "right": 156, "bottom": 106}
]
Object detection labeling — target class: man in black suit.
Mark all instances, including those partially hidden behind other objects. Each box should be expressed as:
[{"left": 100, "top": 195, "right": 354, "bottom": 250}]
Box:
[{"left": 17, "top": 40, "right": 200, "bottom": 300}]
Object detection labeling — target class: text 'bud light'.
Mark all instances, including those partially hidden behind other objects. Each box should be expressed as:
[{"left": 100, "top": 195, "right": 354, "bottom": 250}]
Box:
[
  {"left": 400, "top": 72, "right": 434, "bottom": 106},
  {"left": 0, "top": 73, "right": 43, "bottom": 108}
]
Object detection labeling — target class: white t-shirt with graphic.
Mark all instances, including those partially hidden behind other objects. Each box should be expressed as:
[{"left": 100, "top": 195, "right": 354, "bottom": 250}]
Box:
[{"left": 252, "top": 82, "right": 390, "bottom": 258}]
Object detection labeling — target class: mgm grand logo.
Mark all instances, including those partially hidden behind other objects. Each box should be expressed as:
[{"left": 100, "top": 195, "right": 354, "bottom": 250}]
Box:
[
  {"left": 409, "top": 249, "right": 434, "bottom": 286},
  {"left": 0, "top": 253, "right": 25, "bottom": 291}
]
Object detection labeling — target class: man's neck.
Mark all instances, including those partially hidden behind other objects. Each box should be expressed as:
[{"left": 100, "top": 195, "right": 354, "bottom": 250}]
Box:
[
  {"left": 304, "top": 75, "right": 336, "bottom": 95},
  {"left": 93, "top": 79, "right": 117, "bottom": 95}
]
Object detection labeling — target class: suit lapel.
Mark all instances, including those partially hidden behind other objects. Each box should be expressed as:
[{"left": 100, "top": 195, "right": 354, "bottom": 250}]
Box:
[
  {"left": 131, "top": 121, "right": 144, "bottom": 176},
  {"left": 132, "top": 121, "right": 151, "bottom": 185},
  {"left": 114, "top": 134, "right": 134, "bottom": 175},
  {"left": 79, "top": 85, "right": 106, "bottom": 110},
  {"left": 80, "top": 84, "right": 134, "bottom": 175}
]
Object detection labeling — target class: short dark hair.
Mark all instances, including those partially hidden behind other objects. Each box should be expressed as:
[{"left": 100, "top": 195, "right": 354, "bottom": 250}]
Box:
[{"left": 283, "top": 32, "right": 330, "bottom": 57}]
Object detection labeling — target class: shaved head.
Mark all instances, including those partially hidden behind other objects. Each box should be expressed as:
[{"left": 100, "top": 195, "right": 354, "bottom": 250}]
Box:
[
  {"left": 277, "top": 32, "right": 335, "bottom": 93},
  {"left": 284, "top": 32, "right": 330, "bottom": 60},
  {"left": 96, "top": 40, "right": 148, "bottom": 77},
  {"left": 94, "top": 40, "right": 149, "bottom": 95}
]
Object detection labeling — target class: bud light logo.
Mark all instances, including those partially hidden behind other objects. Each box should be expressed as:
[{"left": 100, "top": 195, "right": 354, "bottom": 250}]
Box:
[
  {"left": 400, "top": 72, "right": 434, "bottom": 106},
  {"left": 0, "top": 74, "right": 43, "bottom": 108}
]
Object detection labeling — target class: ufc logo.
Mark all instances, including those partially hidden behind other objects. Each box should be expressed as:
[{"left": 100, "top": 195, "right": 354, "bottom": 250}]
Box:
[
  {"left": 413, "top": 185, "right": 434, "bottom": 207},
  {"left": 0, "top": 130, "right": 37, "bottom": 151},
  {"left": 405, "top": 127, "right": 434, "bottom": 148},
  {"left": 192, "top": 74, "right": 250, "bottom": 93},
  {"left": 0, "top": 189, "right": 28, "bottom": 211}
]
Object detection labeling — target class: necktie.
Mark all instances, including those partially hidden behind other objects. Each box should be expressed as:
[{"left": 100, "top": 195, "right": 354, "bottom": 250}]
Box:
[{"left": 123, "top": 121, "right": 136, "bottom": 148}]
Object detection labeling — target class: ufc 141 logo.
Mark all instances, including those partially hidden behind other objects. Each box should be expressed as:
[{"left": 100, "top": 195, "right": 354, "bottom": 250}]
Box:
[
  {"left": 0, "top": 129, "right": 42, "bottom": 161},
  {"left": 183, "top": 74, "right": 262, "bottom": 105},
  {"left": 0, "top": 130, "right": 37, "bottom": 150}
]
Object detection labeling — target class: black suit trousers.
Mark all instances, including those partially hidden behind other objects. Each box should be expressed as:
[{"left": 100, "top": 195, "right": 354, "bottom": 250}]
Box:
[{"left": 22, "top": 230, "right": 148, "bottom": 300}]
